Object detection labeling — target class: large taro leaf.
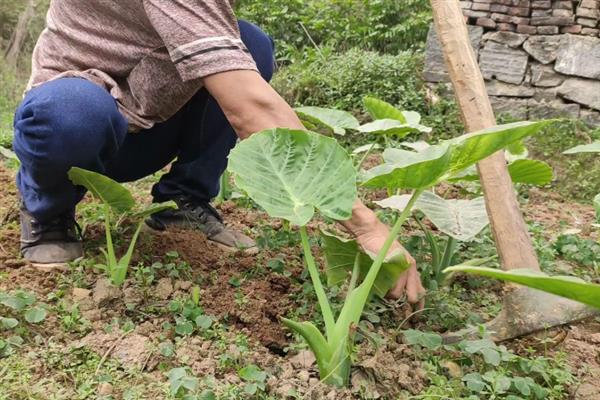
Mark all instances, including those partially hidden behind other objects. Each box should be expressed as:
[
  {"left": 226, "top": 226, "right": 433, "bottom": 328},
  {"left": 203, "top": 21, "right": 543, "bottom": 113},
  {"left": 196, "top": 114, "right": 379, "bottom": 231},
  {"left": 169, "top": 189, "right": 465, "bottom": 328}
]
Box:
[
  {"left": 414, "top": 192, "right": 489, "bottom": 241},
  {"left": 361, "top": 144, "right": 453, "bottom": 190},
  {"left": 449, "top": 159, "right": 553, "bottom": 186},
  {"left": 563, "top": 141, "right": 600, "bottom": 154},
  {"left": 296, "top": 106, "right": 360, "bottom": 136},
  {"left": 68, "top": 167, "right": 134, "bottom": 214},
  {"left": 358, "top": 119, "right": 425, "bottom": 138},
  {"left": 228, "top": 129, "right": 357, "bottom": 226},
  {"left": 507, "top": 159, "right": 553, "bottom": 186},
  {"left": 321, "top": 231, "right": 410, "bottom": 298},
  {"left": 374, "top": 194, "right": 413, "bottom": 212},
  {"left": 363, "top": 97, "right": 407, "bottom": 123},
  {"left": 445, "top": 266, "right": 600, "bottom": 309},
  {"left": 447, "top": 120, "right": 552, "bottom": 175}
]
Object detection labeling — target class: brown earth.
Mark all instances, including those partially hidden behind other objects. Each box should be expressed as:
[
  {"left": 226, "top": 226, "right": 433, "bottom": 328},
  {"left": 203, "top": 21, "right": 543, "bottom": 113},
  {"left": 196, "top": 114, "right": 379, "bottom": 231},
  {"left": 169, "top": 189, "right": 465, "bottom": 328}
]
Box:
[{"left": 1, "top": 161, "right": 599, "bottom": 398}]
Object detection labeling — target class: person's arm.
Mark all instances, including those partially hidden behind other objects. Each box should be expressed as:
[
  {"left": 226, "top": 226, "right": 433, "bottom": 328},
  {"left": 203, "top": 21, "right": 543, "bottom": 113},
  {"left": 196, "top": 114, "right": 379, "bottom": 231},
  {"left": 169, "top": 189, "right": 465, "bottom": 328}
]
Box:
[
  {"left": 204, "top": 70, "right": 425, "bottom": 306},
  {"left": 203, "top": 70, "right": 304, "bottom": 138}
]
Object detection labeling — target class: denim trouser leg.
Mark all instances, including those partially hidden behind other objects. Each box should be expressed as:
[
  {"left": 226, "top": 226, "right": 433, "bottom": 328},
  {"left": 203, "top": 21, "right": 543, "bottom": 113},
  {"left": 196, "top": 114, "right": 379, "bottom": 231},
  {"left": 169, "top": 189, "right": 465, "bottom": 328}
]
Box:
[
  {"left": 13, "top": 20, "right": 275, "bottom": 223},
  {"left": 13, "top": 78, "right": 130, "bottom": 222}
]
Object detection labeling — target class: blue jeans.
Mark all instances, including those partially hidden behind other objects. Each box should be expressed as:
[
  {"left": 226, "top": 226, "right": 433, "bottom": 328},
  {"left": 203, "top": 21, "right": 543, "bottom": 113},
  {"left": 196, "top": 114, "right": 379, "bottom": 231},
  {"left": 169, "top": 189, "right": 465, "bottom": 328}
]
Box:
[{"left": 13, "top": 21, "right": 275, "bottom": 223}]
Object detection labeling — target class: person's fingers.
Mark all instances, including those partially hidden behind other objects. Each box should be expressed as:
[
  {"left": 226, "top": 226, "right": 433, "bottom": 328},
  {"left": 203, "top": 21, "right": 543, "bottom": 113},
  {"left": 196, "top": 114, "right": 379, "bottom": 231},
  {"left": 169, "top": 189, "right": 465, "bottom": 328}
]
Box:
[
  {"left": 388, "top": 271, "right": 408, "bottom": 299},
  {"left": 405, "top": 266, "right": 420, "bottom": 304}
]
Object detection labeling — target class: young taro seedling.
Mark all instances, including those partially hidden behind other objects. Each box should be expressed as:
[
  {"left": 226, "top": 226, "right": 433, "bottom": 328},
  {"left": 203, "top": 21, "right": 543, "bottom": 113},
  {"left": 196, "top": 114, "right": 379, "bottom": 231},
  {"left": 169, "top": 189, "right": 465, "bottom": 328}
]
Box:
[
  {"left": 376, "top": 191, "right": 492, "bottom": 290},
  {"left": 68, "top": 167, "right": 175, "bottom": 286},
  {"left": 228, "top": 120, "right": 551, "bottom": 387}
]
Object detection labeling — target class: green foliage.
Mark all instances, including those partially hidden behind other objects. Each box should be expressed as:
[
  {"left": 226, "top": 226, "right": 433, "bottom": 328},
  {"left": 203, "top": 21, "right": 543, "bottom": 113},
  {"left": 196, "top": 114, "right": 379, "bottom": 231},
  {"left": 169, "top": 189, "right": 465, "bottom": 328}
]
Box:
[
  {"left": 68, "top": 167, "right": 175, "bottom": 285},
  {"left": 167, "top": 367, "right": 200, "bottom": 398},
  {"left": 0, "top": 290, "right": 47, "bottom": 358},
  {"left": 406, "top": 329, "right": 574, "bottom": 399},
  {"left": 296, "top": 106, "right": 359, "bottom": 136},
  {"left": 229, "top": 122, "right": 546, "bottom": 387},
  {"left": 529, "top": 120, "right": 600, "bottom": 201},
  {"left": 363, "top": 121, "right": 553, "bottom": 190},
  {"left": 563, "top": 137, "right": 600, "bottom": 220},
  {"left": 273, "top": 48, "right": 426, "bottom": 113},
  {"left": 507, "top": 159, "right": 554, "bottom": 186},
  {"left": 238, "top": 364, "right": 267, "bottom": 395},
  {"left": 237, "top": 0, "right": 431, "bottom": 61},
  {"left": 554, "top": 235, "right": 600, "bottom": 270}
]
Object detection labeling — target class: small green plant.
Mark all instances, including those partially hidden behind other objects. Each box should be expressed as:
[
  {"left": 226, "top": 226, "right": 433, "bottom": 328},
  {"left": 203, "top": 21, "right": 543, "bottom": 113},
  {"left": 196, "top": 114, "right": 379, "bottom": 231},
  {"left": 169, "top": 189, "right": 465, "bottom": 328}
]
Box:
[
  {"left": 167, "top": 367, "right": 201, "bottom": 399},
  {"left": 564, "top": 141, "right": 600, "bottom": 221},
  {"left": 168, "top": 295, "right": 214, "bottom": 337},
  {"left": 68, "top": 167, "right": 175, "bottom": 286},
  {"left": 238, "top": 364, "right": 267, "bottom": 396},
  {"left": 405, "top": 328, "right": 573, "bottom": 399},
  {"left": 228, "top": 118, "right": 550, "bottom": 387},
  {"left": 0, "top": 290, "right": 47, "bottom": 357}
]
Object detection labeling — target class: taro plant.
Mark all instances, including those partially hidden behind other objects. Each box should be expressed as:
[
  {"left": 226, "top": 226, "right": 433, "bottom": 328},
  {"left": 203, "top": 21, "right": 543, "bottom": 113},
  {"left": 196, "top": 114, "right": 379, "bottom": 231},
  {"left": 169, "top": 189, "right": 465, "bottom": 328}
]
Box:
[
  {"left": 228, "top": 120, "right": 551, "bottom": 387},
  {"left": 376, "top": 192, "right": 491, "bottom": 289},
  {"left": 68, "top": 167, "right": 175, "bottom": 286}
]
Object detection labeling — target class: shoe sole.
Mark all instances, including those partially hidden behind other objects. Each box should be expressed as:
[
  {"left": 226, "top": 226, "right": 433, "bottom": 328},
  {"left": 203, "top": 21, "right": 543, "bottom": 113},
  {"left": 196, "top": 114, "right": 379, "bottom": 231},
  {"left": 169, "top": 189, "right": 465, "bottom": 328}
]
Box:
[
  {"left": 31, "top": 262, "right": 69, "bottom": 272},
  {"left": 30, "top": 256, "right": 84, "bottom": 272}
]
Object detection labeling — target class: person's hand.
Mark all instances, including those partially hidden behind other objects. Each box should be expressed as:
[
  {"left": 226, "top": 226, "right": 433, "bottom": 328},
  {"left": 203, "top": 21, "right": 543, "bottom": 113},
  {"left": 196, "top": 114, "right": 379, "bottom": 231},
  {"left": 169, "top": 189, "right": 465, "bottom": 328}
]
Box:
[
  {"left": 354, "top": 220, "right": 426, "bottom": 310},
  {"left": 340, "top": 200, "right": 426, "bottom": 310}
]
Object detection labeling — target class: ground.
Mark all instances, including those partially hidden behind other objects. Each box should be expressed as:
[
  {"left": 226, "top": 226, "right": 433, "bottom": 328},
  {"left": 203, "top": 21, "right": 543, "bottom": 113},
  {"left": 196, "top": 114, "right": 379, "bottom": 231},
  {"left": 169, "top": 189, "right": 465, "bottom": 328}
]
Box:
[{"left": 0, "top": 160, "right": 599, "bottom": 400}]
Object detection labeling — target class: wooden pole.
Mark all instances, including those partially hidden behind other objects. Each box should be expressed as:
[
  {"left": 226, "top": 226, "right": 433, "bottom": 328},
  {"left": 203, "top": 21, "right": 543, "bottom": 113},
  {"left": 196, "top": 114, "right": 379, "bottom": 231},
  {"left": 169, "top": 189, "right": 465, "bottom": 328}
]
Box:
[
  {"left": 429, "top": 0, "right": 540, "bottom": 272},
  {"left": 4, "top": 0, "right": 36, "bottom": 68}
]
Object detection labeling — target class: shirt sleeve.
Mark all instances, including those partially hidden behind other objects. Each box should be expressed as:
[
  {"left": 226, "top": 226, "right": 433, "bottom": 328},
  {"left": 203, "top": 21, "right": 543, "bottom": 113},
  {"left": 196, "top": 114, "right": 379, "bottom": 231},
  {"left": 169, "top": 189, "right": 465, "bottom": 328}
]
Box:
[{"left": 143, "top": 0, "right": 258, "bottom": 82}]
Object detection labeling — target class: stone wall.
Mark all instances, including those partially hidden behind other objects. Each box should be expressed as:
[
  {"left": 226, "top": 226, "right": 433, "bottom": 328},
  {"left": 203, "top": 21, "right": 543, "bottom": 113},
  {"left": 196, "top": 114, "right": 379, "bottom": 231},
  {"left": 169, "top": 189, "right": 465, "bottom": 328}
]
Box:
[{"left": 424, "top": 0, "right": 600, "bottom": 125}]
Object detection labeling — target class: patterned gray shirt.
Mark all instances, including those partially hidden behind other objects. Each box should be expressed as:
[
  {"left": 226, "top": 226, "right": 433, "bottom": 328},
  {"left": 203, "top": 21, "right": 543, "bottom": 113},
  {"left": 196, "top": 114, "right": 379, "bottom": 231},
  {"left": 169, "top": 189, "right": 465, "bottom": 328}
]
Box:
[{"left": 27, "top": 0, "right": 258, "bottom": 132}]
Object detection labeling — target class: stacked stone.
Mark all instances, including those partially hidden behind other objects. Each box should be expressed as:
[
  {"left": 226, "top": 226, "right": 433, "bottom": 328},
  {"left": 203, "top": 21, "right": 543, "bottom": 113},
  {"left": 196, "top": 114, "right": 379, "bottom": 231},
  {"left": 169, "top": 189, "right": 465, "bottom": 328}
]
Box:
[
  {"left": 423, "top": 0, "right": 600, "bottom": 125},
  {"left": 575, "top": 0, "right": 600, "bottom": 36},
  {"left": 459, "top": 0, "right": 600, "bottom": 36}
]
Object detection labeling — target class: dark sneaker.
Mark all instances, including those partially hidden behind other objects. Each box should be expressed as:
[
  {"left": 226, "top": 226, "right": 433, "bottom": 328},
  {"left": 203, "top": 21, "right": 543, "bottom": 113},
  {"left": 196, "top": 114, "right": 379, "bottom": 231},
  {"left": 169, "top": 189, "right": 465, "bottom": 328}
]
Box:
[
  {"left": 20, "top": 205, "right": 83, "bottom": 266},
  {"left": 146, "top": 196, "right": 257, "bottom": 253}
]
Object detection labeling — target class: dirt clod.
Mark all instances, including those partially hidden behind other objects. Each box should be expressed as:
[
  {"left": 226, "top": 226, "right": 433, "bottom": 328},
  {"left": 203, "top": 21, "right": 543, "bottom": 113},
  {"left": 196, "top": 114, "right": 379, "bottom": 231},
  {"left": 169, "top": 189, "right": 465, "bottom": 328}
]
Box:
[
  {"left": 290, "top": 350, "right": 316, "bottom": 369},
  {"left": 154, "top": 277, "right": 174, "bottom": 300},
  {"left": 93, "top": 278, "right": 122, "bottom": 306},
  {"left": 97, "top": 382, "right": 113, "bottom": 396}
]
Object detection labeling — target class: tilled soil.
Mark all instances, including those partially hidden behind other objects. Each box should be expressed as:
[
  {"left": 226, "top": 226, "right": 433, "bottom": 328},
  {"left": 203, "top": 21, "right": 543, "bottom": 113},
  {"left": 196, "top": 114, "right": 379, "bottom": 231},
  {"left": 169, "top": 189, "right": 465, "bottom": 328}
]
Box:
[
  {"left": 1, "top": 162, "right": 600, "bottom": 399},
  {"left": 139, "top": 228, "right": 302, "bottom": 352}
]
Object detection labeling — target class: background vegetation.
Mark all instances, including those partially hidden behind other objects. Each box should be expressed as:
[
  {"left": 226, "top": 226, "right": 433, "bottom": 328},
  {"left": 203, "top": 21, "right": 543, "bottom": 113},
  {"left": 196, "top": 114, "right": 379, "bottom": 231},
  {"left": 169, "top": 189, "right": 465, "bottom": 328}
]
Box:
[{"left": 1, "top": 0, "right": 599, "bottom": 198}]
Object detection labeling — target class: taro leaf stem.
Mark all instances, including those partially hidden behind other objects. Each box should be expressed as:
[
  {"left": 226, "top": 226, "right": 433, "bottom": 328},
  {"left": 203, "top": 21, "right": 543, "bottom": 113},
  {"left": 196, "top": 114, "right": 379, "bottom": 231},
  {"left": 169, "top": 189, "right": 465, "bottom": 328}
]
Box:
[
  {"left": 439, "top": 237, "right": 457, "bottom": 279},
  {"left": 333, "top": 189, "right": 424, "bottom": 341},
  {"left": 346, "top": 253, "right": 361, "bottom": 304},
  {"left": 361, "top": 189, "right": 424, "bottom": 293},
  {"left": 103, "top": 204, "right": 117, "bottom": 272},
  {"left": 299, "top": 226, "right": 335, "bottom": 337}
]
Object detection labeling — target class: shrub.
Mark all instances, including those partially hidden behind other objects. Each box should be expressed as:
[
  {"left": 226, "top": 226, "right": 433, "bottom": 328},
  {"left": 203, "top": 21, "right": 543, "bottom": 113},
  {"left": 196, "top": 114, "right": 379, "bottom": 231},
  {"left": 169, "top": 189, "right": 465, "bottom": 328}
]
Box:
[
  {"left": 528, "top": 120, "right": 600, "bottom": 202},
  {"left": 237, "top": 0, "right": 431, "bottom": 61},
  {"left": 273, "top": 48, "right": 426, "bottom": 113}
]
